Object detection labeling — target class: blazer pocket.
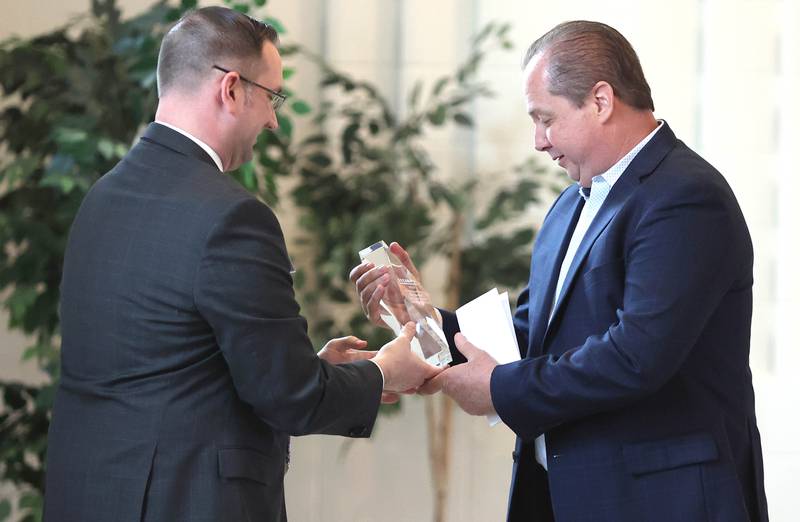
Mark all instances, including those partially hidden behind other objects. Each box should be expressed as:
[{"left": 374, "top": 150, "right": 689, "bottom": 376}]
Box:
[
  {"left": 623, "top": 432, "right": 719, "bottom": 476},
  {"left": 218, "top": 447, "right": 275, "bottom": 485}
]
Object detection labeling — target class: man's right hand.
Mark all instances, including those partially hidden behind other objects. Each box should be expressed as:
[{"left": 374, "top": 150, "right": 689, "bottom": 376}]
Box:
[
  {"left": 349, "top": 242, "right": 423, "bottom": 329},
  {"left": 372, "top": 322, "right": 443, "bottom": 392}
]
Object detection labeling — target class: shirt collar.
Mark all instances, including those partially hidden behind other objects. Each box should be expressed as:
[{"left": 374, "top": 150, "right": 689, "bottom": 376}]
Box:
[
  {"left": 578, "top": 120, "right": 664, "bottom": 200},
  {"left": 154, "top": 120, "right": 224, "bottom": 172}
]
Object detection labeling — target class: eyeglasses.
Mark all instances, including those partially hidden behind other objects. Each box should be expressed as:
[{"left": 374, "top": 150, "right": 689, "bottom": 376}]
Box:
[{"left": 212, "top": 65, "right": 287, "bottom": 112}]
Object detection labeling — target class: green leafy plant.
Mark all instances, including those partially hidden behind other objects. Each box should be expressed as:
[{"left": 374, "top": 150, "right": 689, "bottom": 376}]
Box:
[
  {"left": 289, "top": 21, "right": 564, "bottom": 361},
  {"left": 287, "top": 23, "right": 565, "bottom": 522}
]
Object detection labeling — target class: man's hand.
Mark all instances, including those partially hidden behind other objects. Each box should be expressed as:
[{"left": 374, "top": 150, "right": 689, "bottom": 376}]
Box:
[
  {"left": 318, "top": 335, "right": 400, "bottom": 404},
  {"left": 421, "top": 333, "right": 498, "bottom": 416},
  {"left": 349, "top": 242, "right": 424, "bottom": 328},
  {"left": 372, "top": 322, "right": 443, "bottom": 392},
  {"left": 317, "top": 335, "right": 374, "bottom": 365}
]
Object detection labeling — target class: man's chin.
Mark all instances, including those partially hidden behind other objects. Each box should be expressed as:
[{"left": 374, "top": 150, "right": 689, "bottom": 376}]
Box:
[{"left": 565, "top": 168, "right": 580, "bottom": 182}]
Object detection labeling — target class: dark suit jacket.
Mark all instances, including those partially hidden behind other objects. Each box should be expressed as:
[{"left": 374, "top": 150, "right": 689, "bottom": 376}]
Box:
[
  {"left": 44, "top": 123, "right": 383, "bottom": 522},
  {"left": 442, "top": 123, "right": 768, "bottom": 522}
]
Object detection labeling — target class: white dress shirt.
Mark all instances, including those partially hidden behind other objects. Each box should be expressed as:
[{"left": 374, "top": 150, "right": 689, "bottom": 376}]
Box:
[{"left": 154, "top": 120, "right": 224, "bottom": 172}]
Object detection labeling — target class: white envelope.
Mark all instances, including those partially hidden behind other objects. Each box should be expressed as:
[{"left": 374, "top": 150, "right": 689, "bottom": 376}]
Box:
[{"left": 455, "top": 288, "right": 521, "bottom": 426}]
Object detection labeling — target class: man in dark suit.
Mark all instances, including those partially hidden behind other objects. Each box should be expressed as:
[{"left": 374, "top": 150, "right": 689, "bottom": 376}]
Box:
[
  {"left": 44, "top": 7, "right": 438, "bottom": 522},
  {"left": 352, "top": 21, "right": 768, "bottom": 522}
]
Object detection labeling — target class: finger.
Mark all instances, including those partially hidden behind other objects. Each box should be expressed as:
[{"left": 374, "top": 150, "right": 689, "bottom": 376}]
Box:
[
  {"left": 346, "top": 336, "right": 368, "bottom": 349},
  {"left": 389, "top": 242, "right": 420, "bottom": 279},
  {"left": 327, "top": 336, "right": 368, "bottom": 351},
  {"left": 355, "top": 265, "right": 389, "bottom": 294},
  {"left": 418, "top": 372, "right": 446, "bottom": 395},
  {"left": 345, "top": 349, "right": 377, "bottom": 360},
  {"left": 349, "top": 261, "right": 374, "bottom": 285},
  {"left": 381, "top": 392, "right": 400, "bottom": 404},
  {"left": 400, "top": 321, "right": 416, "bottom": 340},
  {"left": 401, "top": 324, "right": 417, "bottom": 344},
  {"left": 422, "top": 361, "right": 445, "bottom": 380},
  {"left": 454, "top": 332, "right": 481, "bottom": 360},
  {"left": 340, "top": 335, "right": 368, "bottom": 347},
  {"left": 365, "top": 284, "right": 386, "bottom": 320}
]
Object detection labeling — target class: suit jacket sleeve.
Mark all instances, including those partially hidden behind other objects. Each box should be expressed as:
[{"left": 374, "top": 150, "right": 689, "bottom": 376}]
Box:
[
  {"left": 194, "top": 197, "right": 382, "bottom": 437},
  {"left": 491, "top": 181, "right": 750, "bottom": 441},
  {"left": 439, "top": 283, "right": 530, "bottom": 365}
]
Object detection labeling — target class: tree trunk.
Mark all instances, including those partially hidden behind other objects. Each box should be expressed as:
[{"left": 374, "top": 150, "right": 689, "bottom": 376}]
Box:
[{"left": 426, "top": 212, "right": 464, "bottom": 522}]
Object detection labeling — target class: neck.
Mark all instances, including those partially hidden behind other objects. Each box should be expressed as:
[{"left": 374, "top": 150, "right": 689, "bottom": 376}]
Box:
[
  {"left": 593, "top": 110, "right": 658, "bottom": 178},
  {"left": 155, "top": 94, "right": 230, "bottom": 169}
]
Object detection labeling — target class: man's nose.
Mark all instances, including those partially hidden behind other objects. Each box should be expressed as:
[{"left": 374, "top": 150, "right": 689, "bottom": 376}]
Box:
[
  {"left": 534, "top": 126, "right": 549, "bottom": 151},
  {"left": 265, "top": 114, "right": 279, "bottom": 131}
]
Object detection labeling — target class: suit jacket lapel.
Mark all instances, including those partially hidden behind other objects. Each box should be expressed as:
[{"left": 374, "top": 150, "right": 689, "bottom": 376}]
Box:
[
  {"left": 139, "top": 122, "right": 220, "bottom": 170},
  {"left": 527, "top": 188, "right": 584, "bottom": 357},
  {"left": 541, "top": 122, "right": 679, "bottom": 346}
]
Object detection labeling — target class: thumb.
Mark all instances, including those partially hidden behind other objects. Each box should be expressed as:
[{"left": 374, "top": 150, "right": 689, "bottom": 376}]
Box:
[
  {"left": 400, "top": 321, "right": 417, "bottom": 341},
  {"left": 389, "top": 242, "right": 420, "bottom": 279},
  {"left": 329, "top": 335, "right": 367, "bottom": 351},
  {"left": 454, "top": 332, "right": 480, "bottom": 360}
]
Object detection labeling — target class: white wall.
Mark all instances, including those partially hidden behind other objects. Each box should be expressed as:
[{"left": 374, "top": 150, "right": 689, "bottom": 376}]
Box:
[{"left": 2, "top": 0, "right": 798, "bottom": 520}]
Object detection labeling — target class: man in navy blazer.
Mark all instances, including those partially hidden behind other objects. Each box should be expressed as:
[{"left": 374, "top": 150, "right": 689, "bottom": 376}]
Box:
[
  {"left": 352, "top": 21, "right": 768, "bottom": 521},
  {"left": 44, "top": 7, "right": 438, "bottom": 522}
]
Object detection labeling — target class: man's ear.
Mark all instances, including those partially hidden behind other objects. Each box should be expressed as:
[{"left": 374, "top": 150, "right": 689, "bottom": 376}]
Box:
[
  {"left": 591, "top": 81, "right": 614, "bottom": 123},
  {"left": 218, "top": 71, "right": 243, "bottom": 115}
]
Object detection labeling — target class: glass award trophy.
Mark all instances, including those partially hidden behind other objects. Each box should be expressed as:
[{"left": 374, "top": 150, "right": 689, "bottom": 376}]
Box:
[{"left": 359, "top": 241, "right": 452, "bottom": 367}]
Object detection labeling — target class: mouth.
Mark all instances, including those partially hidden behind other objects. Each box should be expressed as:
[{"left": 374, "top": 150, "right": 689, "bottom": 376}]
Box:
[{"left": 553, "top": 155, "right": 565, "bottom": 165}]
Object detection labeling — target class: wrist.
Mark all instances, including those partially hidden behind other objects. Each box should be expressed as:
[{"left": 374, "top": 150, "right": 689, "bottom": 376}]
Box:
[
  {"left": 371, "top": 355, "right": 390, "bottom": 390},
  {"left": 368, "top": 358, "right": 386, "bottom": 388}
]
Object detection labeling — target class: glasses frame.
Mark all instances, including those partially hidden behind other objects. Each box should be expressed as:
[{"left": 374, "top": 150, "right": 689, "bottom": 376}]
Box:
[{"left": 212, "top": 65, "right": 286, "bottom": 112}]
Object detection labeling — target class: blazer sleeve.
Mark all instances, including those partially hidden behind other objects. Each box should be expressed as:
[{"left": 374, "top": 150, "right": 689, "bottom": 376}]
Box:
[
  {"left": 439, "top": 283, "right": 530, "bottom": 365},
  {"left": 194, "top": 197, "right": 382, "bottom": 437},
  {"left": 491, "top": 181, "right": 751, "bottom": 441},
  {"left": 439, "top": 309, "right": 465, "bottom": 364},
  {"left": 512, "top": 285, "right": 531, "bottom": 357}
]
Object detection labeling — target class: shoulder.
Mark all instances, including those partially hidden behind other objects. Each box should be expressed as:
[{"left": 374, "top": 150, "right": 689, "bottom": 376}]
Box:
[{"left": 641, "top": 140, "right": 738, "bottom": 209}]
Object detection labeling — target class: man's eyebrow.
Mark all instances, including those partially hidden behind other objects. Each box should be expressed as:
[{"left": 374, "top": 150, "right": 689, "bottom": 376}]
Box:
[{"left": 529, "top": 108, "right": 551, "bottom": 119}]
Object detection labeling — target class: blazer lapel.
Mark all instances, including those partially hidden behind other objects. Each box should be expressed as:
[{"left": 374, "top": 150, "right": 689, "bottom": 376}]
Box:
[
  {"left": 542, "top": 122, "right": 679, "bottom": 343},
  {"left": 139, "top": 122, "right": 220, "bottom": 170},
  {"left": 527, "top": 188, "right": 584, "bottom": 357}
]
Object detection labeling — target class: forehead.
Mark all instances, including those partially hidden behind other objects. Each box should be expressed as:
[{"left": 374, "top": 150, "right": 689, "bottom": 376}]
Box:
[
  {"left": 523, "top": 55, "right": 551, "bottom": 111},
  {"left": 257, "top": 41, "right": 282, "bottom": 86}
]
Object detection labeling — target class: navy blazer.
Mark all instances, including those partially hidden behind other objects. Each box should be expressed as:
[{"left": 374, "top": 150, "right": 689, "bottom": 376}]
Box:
[
  {"left": 44, "top": 123, "right": 383, "bottom": 522},
  {"left": 442, "top": 123, "right": 768, "bottom": 521}
]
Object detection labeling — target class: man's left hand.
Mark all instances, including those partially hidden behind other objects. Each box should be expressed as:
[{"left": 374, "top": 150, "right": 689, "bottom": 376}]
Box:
[
  {"left": 318, "top": 335, "right": 375, "bottom": 365},
  {"left": 421, "top": 333, "right": 498, "bottom": 416},
  {"left": 318, "top": 335, "right": 402, "bottom": 404}
]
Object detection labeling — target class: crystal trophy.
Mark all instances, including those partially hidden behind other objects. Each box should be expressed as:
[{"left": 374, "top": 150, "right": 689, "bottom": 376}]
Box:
[{"left": 359, "top": 241, "right": 452, "bottom": 367}]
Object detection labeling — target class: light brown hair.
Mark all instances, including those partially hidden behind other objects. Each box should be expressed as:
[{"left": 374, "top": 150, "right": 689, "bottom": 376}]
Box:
[
  {"left": 156, "top": 6, "right": 278, "bottom": 96},
  {"left": 523, "top": 21, "right": 654, "bottom": 111}
]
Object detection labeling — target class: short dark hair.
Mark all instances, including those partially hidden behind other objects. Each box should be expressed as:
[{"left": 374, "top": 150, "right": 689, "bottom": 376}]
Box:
[
  {"left": 156, "top": 6, "right": 279, "bottom": 97},
  {"left": 522, "top": 21, "right": 654, "bottom": 111}
]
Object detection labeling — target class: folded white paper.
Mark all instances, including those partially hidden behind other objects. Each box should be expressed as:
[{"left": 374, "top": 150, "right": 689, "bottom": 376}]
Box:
[{"left": 455, "top": 288, "right": 521, "bottom": 426}]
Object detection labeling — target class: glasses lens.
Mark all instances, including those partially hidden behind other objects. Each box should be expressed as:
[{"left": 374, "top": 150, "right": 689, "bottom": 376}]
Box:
[{"left": 272, "top": 95, "right": 285, "bottom": 112}]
